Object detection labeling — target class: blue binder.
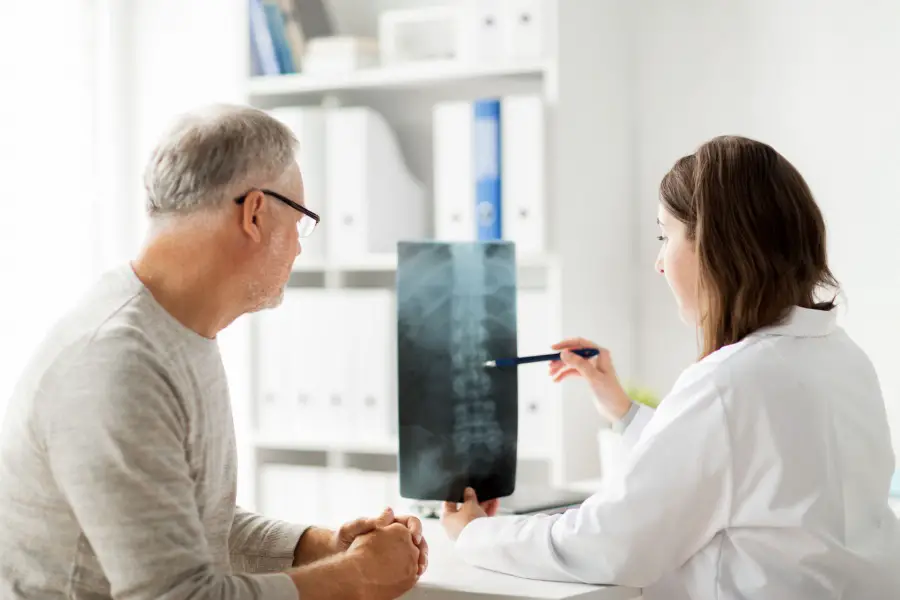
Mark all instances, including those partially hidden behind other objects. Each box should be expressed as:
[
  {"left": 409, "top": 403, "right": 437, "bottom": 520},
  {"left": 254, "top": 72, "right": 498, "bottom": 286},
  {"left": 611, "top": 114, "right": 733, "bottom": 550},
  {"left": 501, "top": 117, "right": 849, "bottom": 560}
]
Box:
[
  {"left": 473, "top": 99, "right": 502, "bottom": 241},
  {"left": 248, "top": 0, "right": 280, "bottom": 76}
]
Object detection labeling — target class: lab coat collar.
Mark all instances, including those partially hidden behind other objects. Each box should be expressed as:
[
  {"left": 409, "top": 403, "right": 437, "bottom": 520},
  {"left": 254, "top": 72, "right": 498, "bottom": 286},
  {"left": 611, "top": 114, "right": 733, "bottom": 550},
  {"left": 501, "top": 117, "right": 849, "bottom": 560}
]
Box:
[{"left": 752, "top": 305, "right": 837, "bottom": 338}]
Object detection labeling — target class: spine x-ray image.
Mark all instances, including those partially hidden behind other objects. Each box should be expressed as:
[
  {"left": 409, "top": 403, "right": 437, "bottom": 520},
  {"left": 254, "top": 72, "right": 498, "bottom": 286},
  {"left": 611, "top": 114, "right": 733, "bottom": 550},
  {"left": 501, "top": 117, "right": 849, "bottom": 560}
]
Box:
[{"left": 396, "top": 241, "right": 518, "bottom": 503}]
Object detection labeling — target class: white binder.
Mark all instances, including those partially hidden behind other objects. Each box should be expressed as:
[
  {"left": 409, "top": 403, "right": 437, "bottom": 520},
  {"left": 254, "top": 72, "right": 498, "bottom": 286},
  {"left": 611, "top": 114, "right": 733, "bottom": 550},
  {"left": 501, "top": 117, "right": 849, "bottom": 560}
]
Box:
[
  {"left": 324, "top": 107, "right": 427, "bottom": 263},
  {"left": 346, "top": 289, "right": 397, "bottom": 443},
  {"left": 432, "top": 100, "right": 475, "bottom": 241},
  {"left": 302, "top": 290, "right": 352, "bottom": 444},
  {"left": 254, "top": 306, "right": 293, "bottom": 444},
  {"left": 516, "top": 289, "right": 558, "bottom": 459},
  {"left": 502, "top": 0, "right": 548, "bottom": 61},
  {"left": 259, "top": 464, "right": 327, "bottom": 524},
  {"left": 281, "top": 289, "right": 331, "bottom": 444},
  {"left": 266, "top": 107, "right": 327, "bottom": 263},
  {"left": 501, "top": 94, "right": 546, "bottom": 255},
  {"left": 459, "top": 0, "right": 506, "bottom": 63},
  {"left": 325, "top": 469, "right": 398, "bottom": 527}
]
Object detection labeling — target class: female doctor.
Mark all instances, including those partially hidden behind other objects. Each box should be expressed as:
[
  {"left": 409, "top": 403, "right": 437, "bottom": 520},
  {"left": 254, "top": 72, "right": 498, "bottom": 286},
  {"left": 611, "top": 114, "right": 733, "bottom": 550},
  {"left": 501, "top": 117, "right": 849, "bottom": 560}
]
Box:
[{"left": 440, "top": 135, "right": 900, "bottom": 599}]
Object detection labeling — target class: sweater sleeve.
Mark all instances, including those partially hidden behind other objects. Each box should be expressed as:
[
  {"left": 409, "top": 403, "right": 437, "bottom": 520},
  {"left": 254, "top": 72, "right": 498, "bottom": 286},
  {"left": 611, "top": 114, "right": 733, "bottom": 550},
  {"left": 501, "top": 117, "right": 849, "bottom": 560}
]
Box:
[
  {"left": 230, "top": 507, "right": 309, "bottom": 574},
  {"left": 39, "top": 335, "right": 299, "bottom": 600}
]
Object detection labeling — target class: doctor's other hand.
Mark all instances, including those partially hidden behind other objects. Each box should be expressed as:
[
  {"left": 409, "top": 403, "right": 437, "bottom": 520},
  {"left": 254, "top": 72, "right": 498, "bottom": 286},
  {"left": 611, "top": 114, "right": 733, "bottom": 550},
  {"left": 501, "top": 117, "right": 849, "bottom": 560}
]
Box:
[
  {"left": 347, "top": 522, "right": 421, "bottom": 599},
  {"left": 441, "top": 487, "right": 500, "bottom": 541},
  {"left": 335, "top": 508, "right": 429, "bottom": 576},
  {"left": 549, "top": 338, "right": 632, "bottom": 422}
]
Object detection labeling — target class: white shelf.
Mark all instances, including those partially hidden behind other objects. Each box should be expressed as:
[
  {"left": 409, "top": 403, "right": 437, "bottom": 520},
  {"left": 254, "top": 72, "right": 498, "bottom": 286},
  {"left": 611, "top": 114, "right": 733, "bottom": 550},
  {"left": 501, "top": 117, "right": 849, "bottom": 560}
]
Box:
[
  {"left": 255, "top": 436, "right": 399, "bottom": 455},
  {"left": 248, "top": 59, "right": 548, "bottom": 99},
  {"left": 293, "top": 252, "right": 558, "bottom": 273}
]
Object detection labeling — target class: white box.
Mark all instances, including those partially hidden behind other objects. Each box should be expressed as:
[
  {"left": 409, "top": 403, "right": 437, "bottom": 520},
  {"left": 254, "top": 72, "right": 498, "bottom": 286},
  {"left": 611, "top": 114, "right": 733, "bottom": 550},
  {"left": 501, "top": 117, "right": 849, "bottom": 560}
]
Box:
[
  {"left": 378, "top": 6, "right": 462, "bottom": 65},
  {"left": 303, "top": 36, "right": 379, "bottom": 74}
]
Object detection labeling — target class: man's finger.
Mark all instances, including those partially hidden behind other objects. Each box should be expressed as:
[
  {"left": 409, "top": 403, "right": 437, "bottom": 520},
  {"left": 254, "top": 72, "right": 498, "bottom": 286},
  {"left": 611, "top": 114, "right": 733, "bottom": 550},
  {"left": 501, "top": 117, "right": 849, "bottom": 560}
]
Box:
[
  {"left": 339, "top": 517, "right": 376, "bottom": 541},
  {"left": 393, "top": 514, "right": 423, "bottom": 544},
  {"left": 374, "top": 507, "right": 395, "bottom": 527},
  {"left": 463, "top": 486, "right": 479, "bottom": 505},
  {"left": 417, "top": 537, "right": 429, "bottom": 575},
  {"left": 442, "top": 501, "right": 458, "bottom": 514}
]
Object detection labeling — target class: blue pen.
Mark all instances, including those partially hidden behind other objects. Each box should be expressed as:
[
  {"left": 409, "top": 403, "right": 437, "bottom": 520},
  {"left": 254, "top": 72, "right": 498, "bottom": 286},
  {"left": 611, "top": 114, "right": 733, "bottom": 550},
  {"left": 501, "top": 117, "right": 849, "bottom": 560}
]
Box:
[{"left": 483, "top": 348, "right": 600, "bottom": 368}]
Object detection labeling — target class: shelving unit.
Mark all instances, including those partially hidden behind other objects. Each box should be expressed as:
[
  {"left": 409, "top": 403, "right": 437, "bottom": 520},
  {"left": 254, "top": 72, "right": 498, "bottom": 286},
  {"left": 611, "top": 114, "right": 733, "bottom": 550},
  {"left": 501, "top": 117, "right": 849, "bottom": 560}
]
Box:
[
  {"left": 248, "top": 59, "right": 549, "bottom": 99},
  {"left": 239, "top": 0, "right": 636, "bottom": 520}
]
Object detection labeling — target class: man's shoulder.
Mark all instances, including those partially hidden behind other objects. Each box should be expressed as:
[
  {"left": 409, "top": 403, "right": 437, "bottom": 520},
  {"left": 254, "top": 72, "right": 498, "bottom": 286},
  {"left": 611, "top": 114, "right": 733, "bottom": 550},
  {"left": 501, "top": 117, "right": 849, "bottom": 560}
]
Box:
[
  {"left": 50, "top": 269, "right": 162, "bottom": 360},
  {"left": 21, "top": 268, "right": 177, "bottom": 396}
]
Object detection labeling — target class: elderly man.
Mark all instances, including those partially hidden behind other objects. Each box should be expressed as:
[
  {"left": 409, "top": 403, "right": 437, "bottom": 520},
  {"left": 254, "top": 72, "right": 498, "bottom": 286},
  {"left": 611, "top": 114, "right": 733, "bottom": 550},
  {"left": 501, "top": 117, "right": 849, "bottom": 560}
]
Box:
[{"left": 0, "top": 104, "right": 426, "bottom": 599}]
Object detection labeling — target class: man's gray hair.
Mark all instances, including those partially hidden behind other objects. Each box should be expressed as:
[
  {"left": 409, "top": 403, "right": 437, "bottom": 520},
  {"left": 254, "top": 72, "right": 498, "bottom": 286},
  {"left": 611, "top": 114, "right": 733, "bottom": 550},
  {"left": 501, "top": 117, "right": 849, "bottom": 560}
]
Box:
[{"left": 143, "top": 104, "right": 297, "bottom": 216}]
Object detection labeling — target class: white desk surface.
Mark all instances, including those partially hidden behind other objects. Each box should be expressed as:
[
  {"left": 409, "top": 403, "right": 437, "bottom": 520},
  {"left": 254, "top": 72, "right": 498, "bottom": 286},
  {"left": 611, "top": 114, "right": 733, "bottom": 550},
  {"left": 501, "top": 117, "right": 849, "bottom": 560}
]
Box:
[{"left": 401, "top": 519, "right": 641, "bottom": 600}]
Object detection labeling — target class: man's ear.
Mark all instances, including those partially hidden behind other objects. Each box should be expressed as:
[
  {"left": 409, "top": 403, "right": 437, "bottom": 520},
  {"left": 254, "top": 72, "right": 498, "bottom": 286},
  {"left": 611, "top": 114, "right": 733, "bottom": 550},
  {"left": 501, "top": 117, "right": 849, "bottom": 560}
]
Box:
[{"left": 240, "top": 190, "right": 265, "bottom": 242}]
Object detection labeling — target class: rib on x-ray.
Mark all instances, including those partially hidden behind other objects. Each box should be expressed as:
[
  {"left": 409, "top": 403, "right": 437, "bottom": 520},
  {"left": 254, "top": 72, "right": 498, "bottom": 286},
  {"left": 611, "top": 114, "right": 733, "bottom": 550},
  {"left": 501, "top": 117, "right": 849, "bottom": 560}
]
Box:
[{"left": 396, "top": 241, "right": 518, "bottom": 503}]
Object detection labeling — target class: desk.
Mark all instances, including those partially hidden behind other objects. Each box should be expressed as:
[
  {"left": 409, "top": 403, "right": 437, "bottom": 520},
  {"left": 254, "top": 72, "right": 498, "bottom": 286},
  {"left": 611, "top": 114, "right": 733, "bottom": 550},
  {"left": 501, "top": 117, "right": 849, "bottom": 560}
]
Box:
[{"left": 401, "top": 519, "right": 641, "bottom": 600}]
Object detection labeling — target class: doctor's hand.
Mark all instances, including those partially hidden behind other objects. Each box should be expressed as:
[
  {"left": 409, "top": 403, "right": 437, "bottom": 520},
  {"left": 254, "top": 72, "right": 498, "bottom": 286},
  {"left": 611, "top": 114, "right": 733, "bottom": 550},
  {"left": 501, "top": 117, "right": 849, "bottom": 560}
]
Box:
[
  {"left": 441, "top": 487, "right": 500, "bottom": 541},
  {"left": 549, "top": 338, "right": 632, "bottom": 422}
]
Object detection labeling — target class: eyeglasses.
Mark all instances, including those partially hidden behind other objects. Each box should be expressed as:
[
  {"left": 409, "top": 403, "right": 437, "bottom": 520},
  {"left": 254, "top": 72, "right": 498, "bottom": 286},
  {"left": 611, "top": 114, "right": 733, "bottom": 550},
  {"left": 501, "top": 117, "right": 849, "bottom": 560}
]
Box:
[{"left": 234, "top": 188, "right": 320, "bottom": 238}]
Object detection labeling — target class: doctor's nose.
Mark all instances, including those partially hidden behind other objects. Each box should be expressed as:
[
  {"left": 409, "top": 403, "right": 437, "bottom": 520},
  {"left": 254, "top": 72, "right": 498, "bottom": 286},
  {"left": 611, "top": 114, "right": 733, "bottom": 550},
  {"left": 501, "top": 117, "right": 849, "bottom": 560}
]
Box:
[{"left": 655, "top": 254, "right": 664, "bottom": 275}]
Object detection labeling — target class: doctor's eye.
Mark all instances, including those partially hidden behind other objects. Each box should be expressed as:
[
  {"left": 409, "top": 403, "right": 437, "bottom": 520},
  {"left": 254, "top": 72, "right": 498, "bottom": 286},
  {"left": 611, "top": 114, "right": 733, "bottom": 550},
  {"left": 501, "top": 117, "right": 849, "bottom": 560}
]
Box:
[{"left": 656, "top": 235, "right": 667, "bottom": 242}]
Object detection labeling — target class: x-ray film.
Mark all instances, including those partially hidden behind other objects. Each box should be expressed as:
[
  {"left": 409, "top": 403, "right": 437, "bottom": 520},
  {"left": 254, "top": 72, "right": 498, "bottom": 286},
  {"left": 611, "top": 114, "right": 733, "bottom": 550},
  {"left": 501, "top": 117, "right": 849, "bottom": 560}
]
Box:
[{"left": 396, "top": 241, "right": 518, "bottom": 503}]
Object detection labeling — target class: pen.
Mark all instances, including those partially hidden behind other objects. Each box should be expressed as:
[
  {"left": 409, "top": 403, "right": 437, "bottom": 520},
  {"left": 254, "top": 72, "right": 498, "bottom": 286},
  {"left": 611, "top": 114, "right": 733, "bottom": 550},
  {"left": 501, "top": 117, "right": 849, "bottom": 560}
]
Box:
[{"left": 483, "top": 348, "right": 600, "bottom": 368}]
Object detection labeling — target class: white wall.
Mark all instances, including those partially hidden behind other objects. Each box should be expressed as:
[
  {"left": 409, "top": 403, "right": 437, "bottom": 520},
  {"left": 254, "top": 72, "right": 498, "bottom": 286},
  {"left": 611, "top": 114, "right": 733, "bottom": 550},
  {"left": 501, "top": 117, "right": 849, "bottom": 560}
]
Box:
[
  {"left": 0, "top": 1, "right": 97, "bottom": 407},
  {"left": 128, "top": 0, "right": 256, "bottom": 505},
  {"left": 633, "top": 0, "right": 900, "bottom": 457}
]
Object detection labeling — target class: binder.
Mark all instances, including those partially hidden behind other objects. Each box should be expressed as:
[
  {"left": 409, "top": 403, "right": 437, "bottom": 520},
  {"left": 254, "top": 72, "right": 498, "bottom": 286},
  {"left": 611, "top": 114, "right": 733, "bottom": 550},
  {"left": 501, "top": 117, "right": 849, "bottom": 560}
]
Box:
[
  {"left": 501, "top": 94, "right": 546, "bottom": 255},
  {"left": 267, "top": 107, "right": 327, "bottom": 263},
  {"left": 473, "top": 99, "right": 502, "bottom": 241},
  {"left": 502, "top": 0, "right": 547, "bottom": 60},
  {"left": 432, "top": 101, "right": 475, "bottom": 241},
  {"left": 346, "top": 289, "right": 397, "bottom": 443},
  {"left": 259, "top": 465, "right": 327, "bottom": 523},
  {"left": 516, "top": 289, "right": 557, "bottom": 459},
  {"left": 459, "top": 0, "right": 506, "bottom": 63},
  {"left": 282, "top": 289, "right": 330, "bottom": 444},
  {"left": 255, "top": 306, "right": 293, "bottom": 444},
  {"left": 276, "top": 0, "right": 306, "bottom": 70},
  {"left": 325, "top": 107, "right": 427, "bottom": 263},
  {"left": 261, "top": 0, "right": 296, "bottom": 74},
  {"left": 323, "top": 469, "right": 405, "bottom": 527},
  {"left": 305, "top": 290, "right": 351, "bottom": 443},
  {"left": 249, "top": 0, "right": 280, "bottom": 76}
]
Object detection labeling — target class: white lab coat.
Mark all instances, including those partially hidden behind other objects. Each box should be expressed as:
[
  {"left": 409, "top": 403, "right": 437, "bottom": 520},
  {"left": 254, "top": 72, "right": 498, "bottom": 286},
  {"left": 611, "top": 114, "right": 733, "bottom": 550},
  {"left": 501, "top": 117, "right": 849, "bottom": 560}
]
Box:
[{"left": 456, "top": 306, "right": 900, "bottom": 599}]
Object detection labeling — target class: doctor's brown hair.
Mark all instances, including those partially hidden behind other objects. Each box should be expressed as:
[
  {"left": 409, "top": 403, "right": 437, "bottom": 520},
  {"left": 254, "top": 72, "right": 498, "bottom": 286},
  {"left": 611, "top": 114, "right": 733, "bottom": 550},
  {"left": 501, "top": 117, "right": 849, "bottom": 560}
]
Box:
[{"left": 659, "top": 135, "right": 838, "bottom": 359}]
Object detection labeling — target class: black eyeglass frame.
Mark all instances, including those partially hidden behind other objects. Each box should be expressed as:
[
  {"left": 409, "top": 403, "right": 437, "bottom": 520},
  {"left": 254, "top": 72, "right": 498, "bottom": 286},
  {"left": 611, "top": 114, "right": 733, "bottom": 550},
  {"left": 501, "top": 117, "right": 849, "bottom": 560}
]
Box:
[{"left": 234, "top": 188, "right": 320, "bottom": 228}]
